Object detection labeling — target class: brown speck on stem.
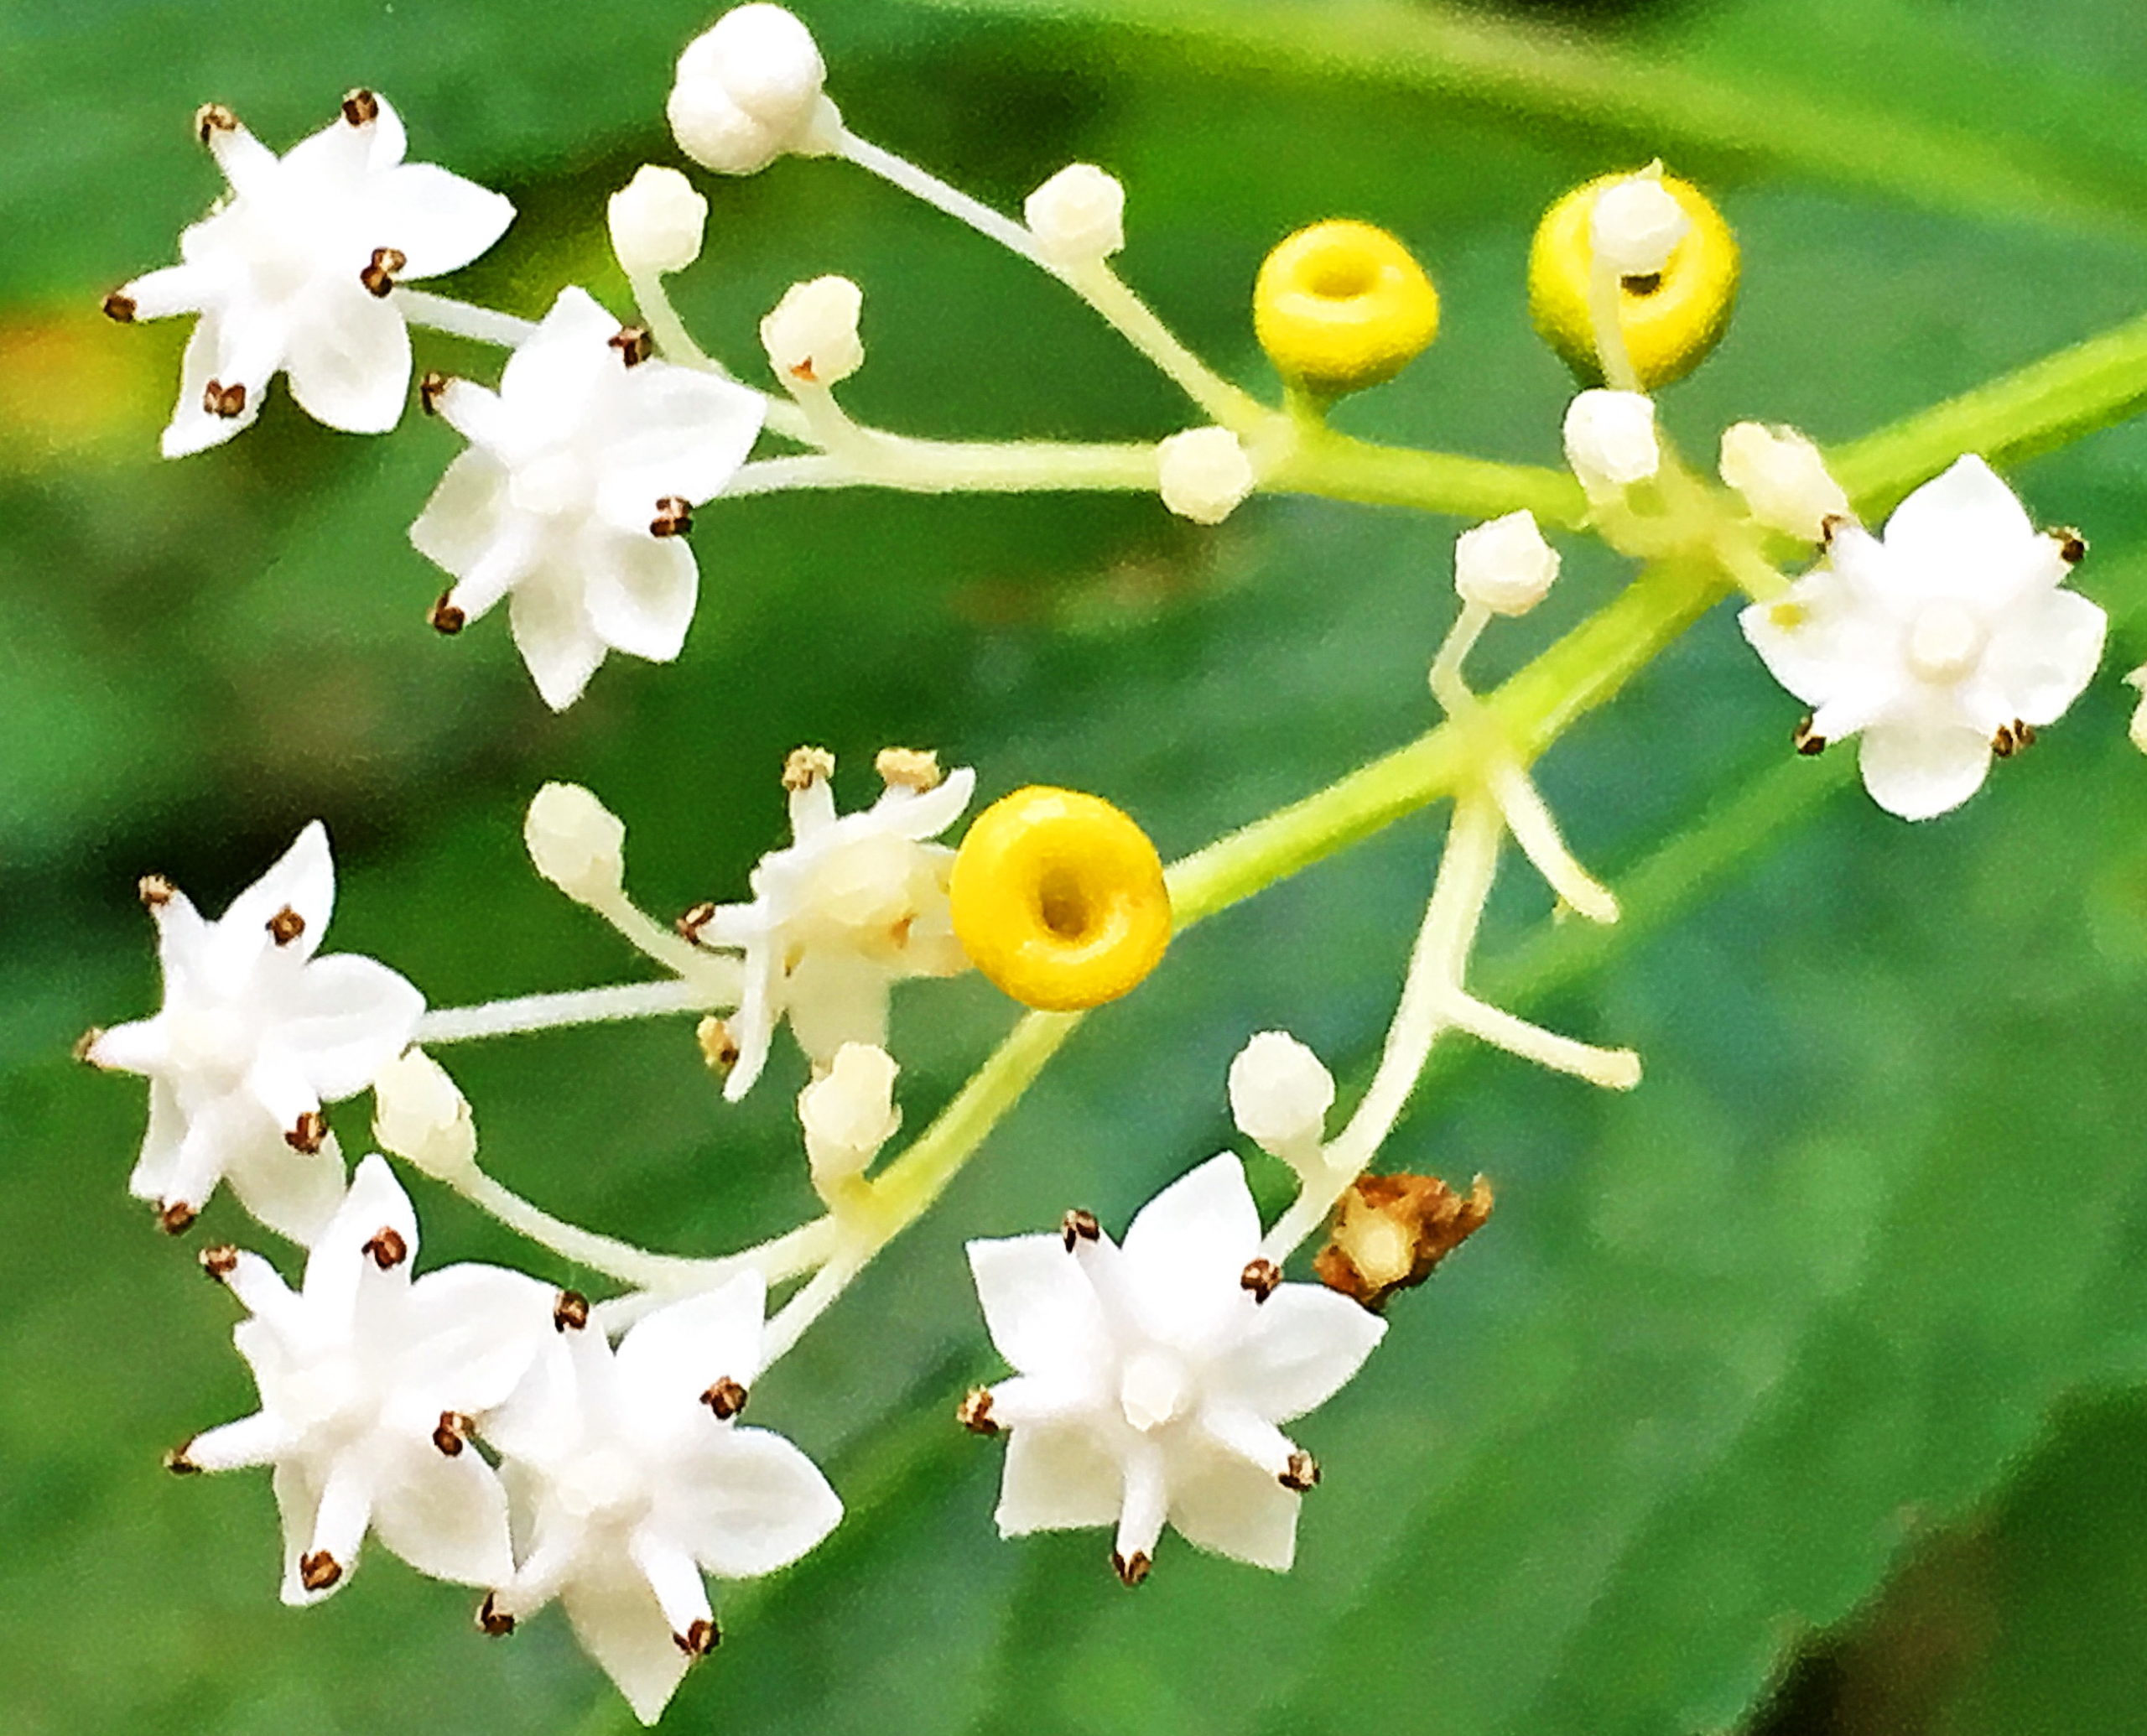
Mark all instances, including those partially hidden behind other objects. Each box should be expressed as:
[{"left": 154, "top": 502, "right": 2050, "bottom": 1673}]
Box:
[
  {"left": 359, "top": 247, "right": 407, "bottom": 299},
  {"left": 267, "top": 905, "right": 305, "bottom": 946},
  {"left": 782, "top": 746, "right": 834, "bottom": 792},
  {"left": 1314, "top": 1172, "right": 1495, "bottom": 1311},
  {"left": 674, "top": 1618, "right": 720, "bottom": 1657},
  {"left": 202, "top": 379, "right": 247, "bottom": 418},
  {"left": 1111, "top": 1549, "right": 1151, "bottom": 1588},
  {"left": 1792, "top": 715, "right": 1827, "bottom": 757},
  {"left": 957, "top": 1387, "right": 1000, "bottom": 1436},
  {"left": 299, "top": 1551, "right": 342, "bottom": 1593},
  {"left": 164, "top": 1441, "right": 201, "bottom": 1474},
  {"left": 138, "top": 874, "right": 176, "bottom": 910},
  {"left": 200, "top": 1244, "right": 240, "bottom": 1281},
  {"left": 874, "top": 747, "right": 942, "bottom": 793},
  {"left": 1060, "top": 1208, "right": 1101, "bottom": 1252},
  {"left": 609, "top": 325, "right": 653, "bottom": 366},
  {"left": 1280, "top": 1449, "right": 1321, "bottom": 1492},
  {"left": 159, "top": 1201, "right": 199, "bottom": 1237},
  {"left": 1992, "top": 724, "right": 2017, "bottom": 760},
  {"left": 477, "top": 1592, "right": 516, "bottom": 1636},
  {"left": 428, "top": 594, "right": 466, "bottom": 636},
  {"left": 418, "top": 371, "right": 450, "bottom": 416},
  {"left": 361, "top": 1225, "right": 408, "bottom": 1270},
  {"left": 102, "top": 290, "right": 138, "bottom": 324},
  {"left": 701, "top": 1377, "right": 749, "bottom": 1421},
  {"left": 195, "top": 103, "right": 238, "bottom": 144},
  {"left": 650, "top": 496, "right": 693, "bottom": 538},
  {"left": 433, "top": 1411, "right": 474, "bottom": 1456},
  {"left": 1239, "top": 1257, "right": 1281, "bottom": 1302},
  {"left": 286, "top": 1111, "right": 329, "bottom": 1156},
  {"left": 695, "top": 1016, "right": 741, "bottom": 1075},
  {"left": 554, "top": 1290, "right": 590, "bottom": 1333},
  {"left": 72, "top": 1027, "right": 104, "bottom": 1065},
  {"left": 341, "top": 88, "right": 381, "bottom": 127}
]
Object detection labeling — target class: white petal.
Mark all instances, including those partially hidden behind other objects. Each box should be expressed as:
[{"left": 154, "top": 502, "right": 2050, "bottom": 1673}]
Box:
[
  {"left": 498, "top": 287, "right": 622, "bottom": 421},
  {"left": 1983, "top": 587, "right": 2107, "bottom": 727},
  {"left": 658, "top": 1426, "right": 842, "bottom": 1578},
  {"left": 871, "top": 764, "right": 977, "bottom": 843},
  {"left": 1220, "top": 1284, "right": 1386, "bottom": 1424},
  {"left": 562, "top": 1557, "right": 690, "bottom": 1728},
  {"left": 283, "top": 1455, "right": 372, "bottom": 1605},
  {"left": 1881, "top": 455, "right": 2042, "bottom": 609},
  {"left": 205, "top": 122, "right": 279, "bottom": 199},
  {"left": 273, "top": 1458, "right": 324, "bottom": 1603},
  {"left": 400, "top": 1264, "right": 558, "bottom": 1413},
  {"left": 224, "top": 1127, "right": 348, "bottom": 1245},
  {"left": 125, "top": 1077, "right": 187, "bottom": 1203},
  {"left": 993, "top": 1422, "right": 1122, "bottom": 1536},
  {"left": 594, "top": 365, "right": 766, "bottom": 521},
  {"left": 410, "top": 449, "right": 511, "bottom": 585},
  {"left": 628, "top": 1526, "right": 714, "bottom": 1639},
  {"left": 966, "top": 1233, "right": 1112, "bottom": 1375},
  {"left": 1167, "top": 1440, "right": 1299, "bottom": 1572},
  {"left": 1120, "top": 1153, "right": 1262, "bottom": 1351},
  {"left": 162, "top": 313, "right": 263, "bottom": 458},
  {"left": 509, "top": 573, "right": 608, "bottom": 711},
  {"left": 86, "top": 1016, "right": 169, "bottom": 1079},
  {"left": 1857, "top": 720, "right": 1994, "bottom": 820},
  {"left": 184, "top": 1410, "right": 294, "bottom": 1473},
  {"left": 369, "top": 163, "right": 515, "bottom": 279},
  {"left": 221, "top": 822, "right": 335, "bottom": 964},
  {"left": 118, "top": 263, "right": 210, "bottom": 323},
  {"left": 1113, "top": 1439, "right": 1168, "bottom": 1562},
  {"left": 582, "top": 533, "right": 698, "bottom": 664},
  {"left": 1737, "top": 562, "right": 1896, "bottom": 718},
  {"left": 368, "top": 1438, "right": 515, "bottom": 1587},
  {"left": 780, "top": 948, "right": 892, "bottom": 1072},
  {"left": 303, "top": 1151, "right": 418, "bottom": 1329},
  {"left": 719, "top": 938, "right": 783, "bottom": 1102},
  {"left": 282, "top": 286, "right": 412, "bottom": 434},
  {"left": 283, "top": 954, "right": 426, "bottom": 1100},
  {"left": 616, "top": 1273, "right": 768, "bottom": 1405}
]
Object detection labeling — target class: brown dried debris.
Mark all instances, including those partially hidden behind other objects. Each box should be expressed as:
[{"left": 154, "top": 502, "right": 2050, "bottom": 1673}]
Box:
[{"left": 1313, "top": 1172, "right": 1494, "bottom": 1311}]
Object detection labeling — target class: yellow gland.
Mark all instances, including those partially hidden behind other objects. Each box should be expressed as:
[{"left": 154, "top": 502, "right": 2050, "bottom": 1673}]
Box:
[
  {"left": 1253, "top": 220, "right": 1441, "bottom": 397},
  {"left": 1528, "top": 171, "right": 1739, "bottom": 390},
  {"left": 949, "top": 787, "right": 1172, "bottom": 1012}
]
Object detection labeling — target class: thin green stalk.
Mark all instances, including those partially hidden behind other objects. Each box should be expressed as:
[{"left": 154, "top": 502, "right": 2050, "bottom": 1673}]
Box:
[{"left": 1265, "top": 422, "right": 1589, "bottom": 528}]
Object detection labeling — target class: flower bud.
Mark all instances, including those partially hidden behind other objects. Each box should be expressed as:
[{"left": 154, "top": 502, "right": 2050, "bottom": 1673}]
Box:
[
  {"left": 799, "top": 1042, "right": 901, "bottom": 1197},
  {"left": 1157, "top": 426, "right": 1255, "bottom": 526},
  {"left": 1718, "top": 422, "right": 1852, "bottom": 543},
  {"left": 668, "top": 3, "right": 839, "bottom": 177},
  {"left": 1562, "top": 388, "right": 1660, "bottom": 495},
  {"left": 525, "top": 782, "right": 626, "bottom": 905},
  {"left": 1253, "top": 219, "right": 1439, "bottom": 398},
  {"left": 761, "top": 275, "right": 864, "bottom": 386},
  {"left": 1227, "top": 1031, "right": 1333, "bottom": 1170},
  {"left": 2129, "top": 667, "right": 2147, "bottom": 756},
  {"left": 372, "top": 1048, "right": 477, "bottom": 1182},
  {"left": 1453, "top": 509, "right": 1561, "bottom": 617},
  {"left": 1024, "top": 164, "right": 1125, "bottom": 268},
  {"left": 607, "top": 165, "right": 709, "bottom": 278},
  {"left": 1588, "top": 167, "right": 1689, "bottom": 279}
]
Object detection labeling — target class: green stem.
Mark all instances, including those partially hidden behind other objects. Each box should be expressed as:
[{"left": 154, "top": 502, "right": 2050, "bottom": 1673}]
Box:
[{"left": 1264, "top": 421, "right": 1589, "bottom": 528}]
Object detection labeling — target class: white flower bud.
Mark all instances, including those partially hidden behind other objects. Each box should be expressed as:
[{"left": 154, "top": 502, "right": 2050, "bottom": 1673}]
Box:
[
  {"left": 668, "top": 3, "right": 840, "bottom": 177},
  {"left": 1718, "top": 421, "right": 1852, "bottom": 543},
  {"left": 1562, "top": 388, "right": 1660, "bottom": 494},
  {"left": 1453, "top": 509, "right": 1561, "bottom": 617},
  {"left": 1589, "top": 167, "right": 1689, "bottom": 278},
  {"left": 1157, "top": 426, "right": 1255, "bottom": 526},
  {"left": 607, "top": 165, "right": 709, "bottom": 278},
  {"left": 371, "top": 1048, "right": 477, "bottom": 1181},
  {"left": 2128, "top": 667, "right": 2147, "bottom": 756},
  {"left": 1227, "top": 1031, "right": 1333, "bottom": 1172},
  {"left": 1023, "top": 164, "right": 1125, "bottom": 268},
  {"left": 525, "top": 782, "right": 626, "bottom": 906},
  {"left": 799, "top": 1042, "right": 901, "bottom": 1196},
  {"left": 760, "top": 275, "right": 865, "bottom": 386}
]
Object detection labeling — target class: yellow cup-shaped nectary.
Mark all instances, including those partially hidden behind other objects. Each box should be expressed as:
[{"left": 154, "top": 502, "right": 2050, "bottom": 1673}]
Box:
[
  {"left": 950, "top": 787, "right": 1172, "bottom": 1012},
  {"left": 1528, "top": 171, "right": 1739, "bottom": 391},
  {"left": 1253, "top": 219, "right": 1441, "bottom": 398}
]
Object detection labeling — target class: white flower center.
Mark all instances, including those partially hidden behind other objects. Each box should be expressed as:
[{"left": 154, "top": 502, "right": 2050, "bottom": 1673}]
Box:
[
  {"left": 1118, "top": 1348, "right": 1193, "bottom": 1434},
  {"left": 510, "top": 453, "right": 595, "bottom": 519},
  {"left": 552, "top": 1444, "right": 647, "bottom": 1524},
  {"left": 166, "top": 1006, "right": 254, "bottom": 1081},
  {"left": 282, "top": 1352, "right": 371, "bottom": 1438},
  {"left": 1904, "top": 600, "right": 1988, "bottom": 684}
]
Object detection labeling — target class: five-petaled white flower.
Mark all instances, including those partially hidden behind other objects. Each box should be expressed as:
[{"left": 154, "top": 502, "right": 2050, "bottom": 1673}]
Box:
[
  {"left": 170, "top": 1156, "right": 555, "bottom": 1605},
  {"left": 108, "top": 92, "right": 514, "bottom": 459},
  {"left": 85, "top": 822, "right": 424, "bottom": 1243},
  {"left": 964, "top": 1153, "right": 1385, "bottom": 1583},
  {"left": 481, "top": 1272, "right": 843, "bottom": 1726},
  {"left": 410, "top": 286, "right": 768, "bottom": 710},
  {"left": 694, "top": 748, "right": 974, "bottom": 1101},
  {"left": 1741, "top": 455, "right": 2107, "bottom": 820}
]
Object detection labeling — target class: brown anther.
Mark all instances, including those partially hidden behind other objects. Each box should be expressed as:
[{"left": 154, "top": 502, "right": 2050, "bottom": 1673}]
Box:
[
  {"left": 1619, "top": 272, "right": 1664, "bottom": 297},
  {"left": 677, "top": 901, "right": 719, "bottom": 943},
  {"left": 701, "top": 1376, "right": 749, "bottom": 1421},
  {"left": 957, "top": 1387, "right": 1001, "bottom": 1436},
  {"left": 2053, "top": 527, "right": 2088, "bottom": 566},
  {"left": 1060, "top": 1208, "right": 1101, "bottom": 1252},
  {"left": 2016, "top": 719, "right": 2037, "bottom": 748},
  {"left": 195, "top": 103, "right": 238, "bottom": 144},
  {"left": 267, "top": 904, "right": 305, "bottom": 946},
  {"left": 73, "top": 1027, "right": 104, "bottom": 1065},
  {"left": 428, "top": 594, "right": 466, "bottom": 636},
  {"left": 359, "top": 247, "right": 407, "bottom": 299},
  {"left": 695, "top": 1016, "right": 741, "bottom": 1074},
  {"left": 1992, "top": 723, "right": 2017, "bottom": 760},
  {"left": 874, "top": 747, "right": 943, "bottom": 793},
  {"left": 299, "top": 1551, "right": 343, "bottom": 1593},
  {"left": 609, "top": 325, "right": 653, "bottom": 366},
  {"left": 554, "top": 1289, "right": 590, "bottom": 1332},
  {"left": 1239, "top": 1257, "right": 1281, "bottom": 1302},
  {"left": 674, "top": 1618, "right": 720, "bottom": 1657},
  {"left": 418, "top": 371, "right": 450, "bottom": 416},
  {"left": 286, "top": 1110, "right": 329, "bottom": 1156},
  {"left": 1280, "top": 1449, "right": 1321, "bottom": 1492},
  {"left": 1314, "top": 1172, "right": 1495, "bottom": 1311},
  {"left": 1111, "top": 1549, "right": 1151, "bottom": 1588},
  {"left": 102, "top": 289, "right": 138, "bottom": 324},
  {"left": 788, "top": 358, "right": 819, "bottom": 385},
  {"left": 433, "top": 1411, "right": 474, "bottom": 1456},
  {"left": 782, "top": 746, "right": 835, "bottom": 792},
  {"left": 138, "top": 874, "right": 175, "bottom": 910},
  {"left": 1818, "top": 512, "right": 1849, "bottom": 548},
  {"left": 158, "top": 1201, "right": 199, "bottom": 1237},
  {"left": 164, "top": 1441, "right": 201, "bottom": 1475},
  {"left": 476, "top": 1592, "right": 517, "bottom": 1636},
  {"left": 202, "top": 378, "right": 247, "bottom": 418},
  {"left": 199, "top": 1243, "right": 240, "bottom": 1281},
  {"left": 341, "top": 88, "right": 381, "bottom": 127},
  {"left": 361, "top": 1224, "right": 408, "bottom": 1270},
  {"left": 1792, "top": 715, "right": 1827, "bottom": 757},
  {"left": 650, "top": 496, "right": 693, "bottom": 538}
]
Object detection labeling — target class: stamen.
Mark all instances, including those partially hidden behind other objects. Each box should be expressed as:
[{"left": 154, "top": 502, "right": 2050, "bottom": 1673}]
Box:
[
  {"left": 199, "top": 1244, "right": 239, "bottom": 1281},
  {"left": 677, "top": 902, "right": 718, "bottom": 942},
  {"left": 266, "top": 905, "right": 305, "bottom": 946},
  {"left": 341, "top": 88, "right": 381, "bottom": 127},
  {"left": 700, "top": 1377, "right": 749, "bottom": 1421},
  {"left": 1060, "top": 1208, "right": 1101, "bottom": 1251},
  {"left": 1280, "top": 1449, "right": 1321, "bottom": 1492},
  {"left": 1110, "top": 1549, "right": 1151, "bottom": 1588},
  {"left": 476, "top": 1592, "right": 516, "bottom": 1636},
  {"left": 359, "top": 247, "right": 407, "bottom": 299},
  {"left": 2052, "top": 527, "right": 2088, "bottom": 565},
  {"left": 72, "top": 1027, "right": 103, "bottom": 1065},
  {"left": 299, "top": 1551, "right": 342, "bottom": 1593},
  {"left": 138, "top": 874, "right": 175, "bottom": 909},
  {"left": 695, "top": 1016, "right": 741, "bottom": 1074},
  {"left": 674, "top": 1619, "right": 720, "bottom": 1657},
  {"left": 102, "top": 290, "right": 138, "bottom": 324},
  {"left": 782, "top": 746, "right": 834, "bottom": 792},
  {"left": 1792, "top": 715, "right": 1827, "bottom": 756},
  {"left": 194, "top": 104, "right": 238, "bottom": 145},
  {"left": 164, "top": 1441, "right": 201, "bottom": 1474},
  {"left": 158, "top": 1201, "right": 198, "bottom": 1236},
  {"left": 875, "top": 747, "right": 943, "bottom": 793},
  {"left": 2016, "top": 719, "right": 2038, "bottom": 748},
  {"left": 554, "top": 1289, "right": 590, "bottom": 1332},
  {"left": 428, "top": 595, "right": 466, "bottom": 636},
  {"left": 418, "top": 372, "right": 450, "bottom": 417},
  {"left": 650, "top": 496, "right": 693, "bottom": 538},
  {"left": 361, "top": 1224, "right": 408, "bottom": 1270},
  {"left": 957, "top": 1387, "right": 1001, "bottom": 1436},
  {"left": 1992, "top": 723, "right": 2017, "bottom": 759},
  {"left": 1818, "top": 513, "right": 1848, "bottom": 549},
  {"left": 202, "top": 379, "right": 247, "bottom": 419},
  {"left": 433, "top": 1411, "right": 474, "bottom": 1456},
  {"left": 286, "top": 1111, "right": 328, "bottom": 1156},
  {"left": 1239, "top": 1257, "right": 1281, "bottom": 1302},
  {"left": 609, "top": 325, "right": 654, "bottom": 367}
]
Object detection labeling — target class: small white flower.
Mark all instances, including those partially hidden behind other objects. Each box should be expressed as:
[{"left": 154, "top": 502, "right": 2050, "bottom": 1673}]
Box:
[
  {"left": 607, "top": 165, "right": 709, "bottom": 278},
  {"left": 798, "top": 1042, "right": 901, "bottom": 1198},
  {"left": 965, "top": 1154, "right": 1385, "bottom": 1580},
  {"left": 668, "top": 3, "right": 842, "bottom": 177},
  {"left": 112, "top": 94, "right": 513, "bottom": 458},
  {"left": 1024, "top": 164, "right": 1125, "bottom": 268},
  {"left": 698, "top": 750, "right": 975, "bottom": 1100},
  {"left": 524, "top": 782, "right": 629, "bottom": 906},
  {"left": 1453, "top": 509, "right": 1561, "bottom": 617},
  {"left": 371, "top": 1048, "right": 477, "bottom": 1182},
  {"left": 482, "top": 1273, "right": 842, "bottom": 1725},
  {"left": 1157, "top": 427, "right": 1255, "bottom": 526},
  {"left": 1719, "top": 422, "right": 1852, "bottom": 543},
  {"left": 1589, "top": 165, "right": 1688, "bottom": 278},
  {"left": 86, "top": 823, "right": 424, "bottom": 1242},
  {"left": 760, "top": 276, "right": 865, "bottom": 387},
  {"left": 1226, "top": 1032, "right": 1333, "bottom": 1176},
  {"left": 1562, "top": 388, "right": 1660, "bottom": 495},
  {"left": 2126, "top": 666, "right": 2147, "bottom": 755},
  {"left": 172, "top": 1156, "right": 554, "bottom": 1604},
  {"left": 409, "top": 287, "right": 767, "bottom": 710},
  {"left": 1741, "top": 455, "right": 2107, "bottom": 820}
]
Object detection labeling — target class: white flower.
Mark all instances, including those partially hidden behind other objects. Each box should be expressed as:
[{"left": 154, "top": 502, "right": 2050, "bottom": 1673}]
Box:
[
  {"left": 1562, "top": 388, "right": 1660, "bottom": 495},
  {"left": 1740, "top": 455, "right": 2107, "bottom": 820},
  {"left": 964, "top": 1154, "right": 1385, "bottom": 1581},
  {"left": 1719, "top": 422, "right": 1852, "bottom": 543},
  {"left": 371, "top": 1047, "right": 477, "bottom": 1182},
  {"left": 85, "top": 823, "right": 424, "bottom": 1242},
  {"left": 760, "top": 276, "right": 865, "bottom": 387},
  {"left": 608, "top": 165, "right": 709, "bottom": 278},
  {"left": 171, "top": 1156, "right": 554, "bottom": 1605},
  {"left": 668, "top": 4, "right": 841, "bottom": 176},
  {"left": 1453, "top": 509, "right": 1561, "bottom": 617},
  {"left": 409, "top": 287, "right": 767, "bottom": 710},
  {"left": 1024, "top": 164, "right": 1125, "bottom": 268},
  {"left": 1226, "top": 1032, "right": 1333, "bottom": 1175},
  {"left": 481, "top": 1273, "right": 842, "bottom": 1725},
  {"left": 1157, "top": 427, "right": 1255, "bottom": 526},
  {"left": 109, "top": 93, "right": 513, "bottom": 459},
  {"left": 1589, "top": 165, "right": 1688, "bottom": 278},
  {"left": 696, "top": 750, "right": 975, "bottom": 1100},
  {"left": 798, "top": 1042, "right": 901, "bottom": 1198},
  {"left": 524, "top": 781, "right": 628, "bottom": 905}
]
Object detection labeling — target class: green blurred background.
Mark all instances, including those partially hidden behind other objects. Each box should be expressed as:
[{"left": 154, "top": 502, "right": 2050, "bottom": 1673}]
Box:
[{"left": 9, "top": 0, "right": 2147, "bottom": 1730}]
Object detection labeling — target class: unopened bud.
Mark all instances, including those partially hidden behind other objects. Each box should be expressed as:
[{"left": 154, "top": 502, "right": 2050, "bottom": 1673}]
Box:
[
  {"left": 372, "top": 1048, "right": 477, "bottom": 1182},
  {"left": 1157, "top": 427, "right": 1255, "bottom": 526},
  {"left": 2128, "top": 667, "right": 2147, "bottom": 756},
  {"left": 608, "top": 165, "right": 709, "bottom": 278},
  {"left": 799, "top": 1042, "right": 901, "bottom": 1197},
  {"left": 1589, "top": 167, "right": 1690, "bottom": 279},
  {"left": 1024, "top": 164, "right": 1125, "bottom": 268},
  {"left": 761, "top": 276, "right": 864, "bottom": 387},
  {"left": 1718, "top": 422, "right": 1853, "bottom": 543},
  {"left": 668, "top": 3, "right": 839, "bottom": 176},
  {"left": 1562, "top": 388, "right": 1660, "bottom": 494},
  {"left": 1453, "top": 509, "right": 1560, "bottom": 617},
  {"left": 1227, "top": 1031, "right": 1333, "bottom": 1172},
  {"left": 525, "top": 782, "right": 627, "bottom": 906}
]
